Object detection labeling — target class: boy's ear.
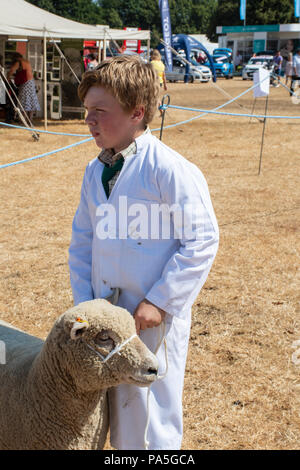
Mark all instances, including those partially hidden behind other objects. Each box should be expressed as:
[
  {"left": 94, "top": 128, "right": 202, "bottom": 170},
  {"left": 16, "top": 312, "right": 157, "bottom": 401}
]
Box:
[{"left": 131, "top": 105, "right": 145, "bottom": 123}]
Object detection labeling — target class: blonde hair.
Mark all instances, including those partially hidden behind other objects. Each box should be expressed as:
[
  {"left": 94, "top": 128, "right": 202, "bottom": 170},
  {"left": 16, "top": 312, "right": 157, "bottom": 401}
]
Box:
[
  {"left": 78, "top": 55, "right": 160, "bottom": 125},
  {"left": 151, "top": 49, "right": 161, "bottom": 61}
]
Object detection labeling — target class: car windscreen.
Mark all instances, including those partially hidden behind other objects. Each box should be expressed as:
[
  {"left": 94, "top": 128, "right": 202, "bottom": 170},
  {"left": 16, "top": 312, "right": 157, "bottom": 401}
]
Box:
[
  {"left": 249, "top": 58, "right": 272, "bottom": 65},
  {"left": 213, "top": 56, "right": 229, "bottom": 64},
  {"left": 173, "top": 59, "right": 185, "bottom": 67}
]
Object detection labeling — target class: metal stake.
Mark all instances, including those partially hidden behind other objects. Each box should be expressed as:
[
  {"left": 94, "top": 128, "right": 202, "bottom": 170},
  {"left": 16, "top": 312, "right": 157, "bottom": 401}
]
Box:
[
  {"left": 258, "top": 94, "right": 269, "bottom": 175},
  {"left": 159, "top": 94, "right": 170, "bottom": 141}
]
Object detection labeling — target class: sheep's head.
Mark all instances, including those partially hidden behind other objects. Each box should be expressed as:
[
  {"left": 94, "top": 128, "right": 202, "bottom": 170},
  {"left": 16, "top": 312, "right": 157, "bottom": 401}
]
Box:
[{"left": 51, "top": 299, "right": 159, "bottom": 392}]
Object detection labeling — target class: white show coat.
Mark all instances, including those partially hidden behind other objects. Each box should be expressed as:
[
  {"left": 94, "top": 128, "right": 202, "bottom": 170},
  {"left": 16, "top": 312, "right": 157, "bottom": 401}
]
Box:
[{"left": 69, "top": 133, "right": 219, "bottom": 450}]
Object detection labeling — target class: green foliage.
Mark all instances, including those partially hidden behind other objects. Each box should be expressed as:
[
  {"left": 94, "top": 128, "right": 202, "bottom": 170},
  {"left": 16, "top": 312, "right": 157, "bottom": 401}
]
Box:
[
  {"left": 26, "top": 0, "right": 104, "bottom": 25},
  {"left": 25, "top": 0, "right": 299, "bottom": 45},
  {"left": 207, "top": 0, "right": 296, "bottom": 41},
  {"left": 26, "top": 0, "right": 56, "bottom": 13},
  {"left": 247, "top": 0, "right": 294, "bottom": 24}
]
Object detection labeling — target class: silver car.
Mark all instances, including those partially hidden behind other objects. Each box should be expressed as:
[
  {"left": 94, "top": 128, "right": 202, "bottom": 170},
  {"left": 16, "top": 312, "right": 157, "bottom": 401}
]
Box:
[
  {"left": 165, "top": 58, "right": 212, "bottom": 83},
  {"left": 242, "top": 56, "right": 274, "bottom": 80}
]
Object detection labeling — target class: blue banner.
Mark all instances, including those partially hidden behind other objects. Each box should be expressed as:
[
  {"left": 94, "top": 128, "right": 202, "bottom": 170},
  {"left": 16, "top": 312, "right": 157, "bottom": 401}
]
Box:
[
  {"left": 240, "top": 0, "right": 246, "bottom": 21},
  {"left": 159, "top": 0, "right": 173, "bottom": 71},
  {"left": 295, "top": 0, "right": 300, "bottom": 18}
]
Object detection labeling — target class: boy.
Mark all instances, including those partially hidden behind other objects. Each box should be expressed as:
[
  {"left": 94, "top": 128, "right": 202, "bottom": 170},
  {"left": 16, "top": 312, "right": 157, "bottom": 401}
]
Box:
[{"left": 69, "top": 55, "right": 219, "bottom": 450}]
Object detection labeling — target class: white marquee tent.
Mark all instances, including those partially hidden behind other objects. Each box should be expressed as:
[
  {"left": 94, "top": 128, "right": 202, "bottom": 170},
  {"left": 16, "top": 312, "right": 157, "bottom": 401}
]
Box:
[
  {"left": 0, "top": 0, "right": 151, "bottom": 41},
  {"left": 0, "top": 0, "right": 151, "bottom": 126}
]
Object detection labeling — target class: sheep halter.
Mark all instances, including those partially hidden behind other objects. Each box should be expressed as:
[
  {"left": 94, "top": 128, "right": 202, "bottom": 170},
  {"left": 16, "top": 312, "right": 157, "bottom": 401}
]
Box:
[
  {"left": 144, "top": 321, "right": 168, "bottom": 450},
  {"left": 83, "top": 334, "right": 138, "bottom": 363}
]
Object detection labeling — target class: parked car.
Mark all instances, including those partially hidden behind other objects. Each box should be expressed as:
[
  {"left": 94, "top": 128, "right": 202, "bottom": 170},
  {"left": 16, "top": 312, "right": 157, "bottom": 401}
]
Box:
[
  {"left": 213, "top": 48, "right": 233, "bottom": 58},
  {"left": 256, "top": 50, "right": 275, "bottom": 57},
  {"left": 204, "top": 53, "right": 234, "bottom": 79},
  {"left": 165, "top": 57, "right": 212, "bottom": 83},
  {"left": 242, "top": 55, "right": 274, "bottom": 80}
]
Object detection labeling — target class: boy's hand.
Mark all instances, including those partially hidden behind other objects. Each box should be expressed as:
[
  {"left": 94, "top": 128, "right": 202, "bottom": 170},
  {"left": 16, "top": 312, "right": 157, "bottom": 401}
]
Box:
[{"left": 134, "top": 299, "right": 166, "bottom": 335}]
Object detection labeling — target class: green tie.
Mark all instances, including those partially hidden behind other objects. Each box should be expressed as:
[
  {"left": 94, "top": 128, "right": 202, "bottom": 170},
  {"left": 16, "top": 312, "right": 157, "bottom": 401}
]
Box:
[{"left": 101, "top": 156, "right": 124, "bottom": 198}]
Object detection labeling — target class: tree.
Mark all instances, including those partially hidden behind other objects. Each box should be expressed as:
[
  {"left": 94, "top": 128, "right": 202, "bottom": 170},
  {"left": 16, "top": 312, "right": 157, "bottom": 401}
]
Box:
[
  {"left": 28, "top": 0, "right": 218, "bottom": 44},
  {"left": 26, "top": 0, "right": 299, "bottom": 42},
  {"left": 246, "top": 0, "right": 294, "bottom": 24},
  {"left": 26, "top": 0, "right": 104, "bottom": 25},
  {"left": 105, "top": 9, "right": 123, "bottom": 29},
  {"left": 97, "top": 0, "right": 218, "bottom": 46},
  {"left": 26, "top": 0, "right": 56, "bottom": 13},
  {"left": 191, "top": 0, "right": 218, "bottom": 35},
  {"left": 207, "top": 0, "right": 296, "bottom": 41}
]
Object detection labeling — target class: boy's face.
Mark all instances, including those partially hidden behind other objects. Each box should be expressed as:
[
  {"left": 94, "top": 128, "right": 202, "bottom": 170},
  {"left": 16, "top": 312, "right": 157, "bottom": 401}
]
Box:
[{"left": 84, "top": 86, "right": 142, "bottom": 153}]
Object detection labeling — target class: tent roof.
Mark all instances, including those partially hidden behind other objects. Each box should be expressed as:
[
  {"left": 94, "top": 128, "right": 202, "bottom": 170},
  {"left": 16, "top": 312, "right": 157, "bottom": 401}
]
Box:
[{"left": 0, "top": 0, "right": 150, "bottom": 40}]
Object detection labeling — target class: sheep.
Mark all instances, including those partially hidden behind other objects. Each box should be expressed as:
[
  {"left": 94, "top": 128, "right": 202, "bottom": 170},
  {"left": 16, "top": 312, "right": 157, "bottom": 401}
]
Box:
[{"left": 0, "top": 299, "right": 159, "bottom": 450}]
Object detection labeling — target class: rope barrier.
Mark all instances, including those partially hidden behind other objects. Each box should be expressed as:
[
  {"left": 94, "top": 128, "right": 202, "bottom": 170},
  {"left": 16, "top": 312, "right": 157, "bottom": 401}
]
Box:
[
  {"left": 0, "top": 65, "right": 39, "bottom": 140},
  {"left": 0, "top": 74, "right": 265, "bottom": 139},
  {"left": 0, "top": 137, "right": 93, "bottom": 169},
  {"left": 1, "top": 73, "right": 299, "bottom": 169},
  {"left": 165, "top": 104, "right": 300, "bottom": 120},
  {"left": 272, "top": 74, "right": 300, "bottom": 98},
  {"left": 0, "top": 121, "right": 90, "bottom": 137},
  {"left": 158, "top": 77, "right": 268, "bottom": 129}
]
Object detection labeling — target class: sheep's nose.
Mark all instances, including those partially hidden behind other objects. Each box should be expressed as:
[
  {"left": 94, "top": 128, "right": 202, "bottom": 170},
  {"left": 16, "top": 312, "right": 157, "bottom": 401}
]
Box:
[{"left": 147, "top": 367, "right": 158, "bottom": 376}]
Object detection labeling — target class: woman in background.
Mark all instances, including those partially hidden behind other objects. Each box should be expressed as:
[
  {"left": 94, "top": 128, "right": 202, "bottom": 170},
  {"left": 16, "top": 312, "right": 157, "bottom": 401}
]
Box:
[
  {"left": 150, "top": 49, "right": 167, "bottom": 91},
  {"left": 150, "top": 49, "right": 167, "bottom": 117},
  {"left": 7, "top": 53, "right": 40, "bottom": 121},
  {"left": 285, "top": 52, "right": 293, "bottom": 86}
]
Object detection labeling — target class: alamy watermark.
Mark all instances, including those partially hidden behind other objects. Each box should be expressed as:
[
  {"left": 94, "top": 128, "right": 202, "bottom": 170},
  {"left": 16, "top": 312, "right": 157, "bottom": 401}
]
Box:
[
  {"left": 0, "top": 340, "right": 6, "bottom": 365},
  {"left": 95, "top": 196, "right": 207, "bottom": 241}
]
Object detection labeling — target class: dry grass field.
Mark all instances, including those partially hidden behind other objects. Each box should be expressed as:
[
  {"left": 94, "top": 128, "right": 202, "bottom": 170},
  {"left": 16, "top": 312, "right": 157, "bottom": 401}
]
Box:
[{"left": 0, "top": 77, "right": 299, "bottom": 450}]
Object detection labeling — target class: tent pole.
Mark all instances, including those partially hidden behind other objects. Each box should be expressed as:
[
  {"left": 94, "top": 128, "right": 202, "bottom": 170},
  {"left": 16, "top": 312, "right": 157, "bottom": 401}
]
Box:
[
  {"left": 98, "top": 40, "right": 101, "bottom": 64},
  {"left": 43, "top": 33, "right": 47, "bottom": 130},
  {"left": 147, "top": 38, "right": 150, "bottom": 62},
  {"left": 103, "top": 30, "right": 107, "bottom": 60},
  {"left": 103, "top": 39, "right": 106, "bottom": 60}
]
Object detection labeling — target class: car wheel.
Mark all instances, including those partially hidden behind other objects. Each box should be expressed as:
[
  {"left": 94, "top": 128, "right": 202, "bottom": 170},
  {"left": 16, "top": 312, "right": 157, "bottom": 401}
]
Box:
[{"left": 189, "top": 76, "right": 194, "bottom": 83}]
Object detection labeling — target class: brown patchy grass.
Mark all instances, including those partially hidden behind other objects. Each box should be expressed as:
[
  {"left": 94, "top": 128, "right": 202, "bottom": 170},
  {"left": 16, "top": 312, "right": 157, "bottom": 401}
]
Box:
[{"left": 0, "top": 78, "right": 299, "bottom": 449}]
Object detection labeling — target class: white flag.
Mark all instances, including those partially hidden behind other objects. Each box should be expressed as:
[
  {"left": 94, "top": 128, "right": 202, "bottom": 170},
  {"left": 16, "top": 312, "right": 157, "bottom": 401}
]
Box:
[{"left": 253, "top": 68, "right": 270, "bottom": 98}]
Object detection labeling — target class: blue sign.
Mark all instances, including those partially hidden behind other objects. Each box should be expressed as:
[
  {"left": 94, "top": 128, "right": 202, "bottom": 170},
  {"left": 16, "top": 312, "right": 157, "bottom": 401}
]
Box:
[
  {"left": 295, "top": 0, "right": 300, "bottom": 18},
  {"left": 240, "top": 0, "right": 246, "bottom": 21},
  {"left": 159, "top": 0, "right": 173, "bottom": 72}
]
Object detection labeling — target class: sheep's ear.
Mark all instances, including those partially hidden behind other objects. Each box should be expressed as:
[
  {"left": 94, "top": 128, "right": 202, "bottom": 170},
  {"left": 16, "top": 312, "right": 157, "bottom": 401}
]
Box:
[{"left": 70, "top": 318, "right": 89, "bottom": 340}]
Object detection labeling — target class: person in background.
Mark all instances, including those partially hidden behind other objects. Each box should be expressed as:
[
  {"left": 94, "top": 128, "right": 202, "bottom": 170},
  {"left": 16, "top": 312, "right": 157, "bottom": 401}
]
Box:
[
  {"left": 290, "top": 48, "right": 300, "bottom": 96},
  {"left": 150, "top": 49, "right": 167, "bottom": 117},
  {"left": 196, "top": 52, "right": 206, "bottom": 64},
  {"left": 150, "top": 49, "right": 167, "bottom": 91},
  {"left": 285, "top": 52, "right": 293, "bottom": 87},
  {"left": 273, "top": 50, "right": 283, "bottom": 86},
  {"left": 280, "top": 39, "right": 294, "bottom": 63},
  {"left": 87, "top": 53, "right": 99, "bottom": 70},
  {"left": 7, "top": 52, "right": 40, "bottom": 121},
  {"left": 234, "top": 51, "right": 242, "bottom": 70}
]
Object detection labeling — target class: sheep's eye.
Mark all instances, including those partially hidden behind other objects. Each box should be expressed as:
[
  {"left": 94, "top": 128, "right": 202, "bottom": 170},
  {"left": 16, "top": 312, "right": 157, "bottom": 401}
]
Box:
[
  {"left": 94, "top": 331, "right": 115, "bottom": 349},
  {"left": 97, "top": 331, "right": 110, "bottom": 341}
]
